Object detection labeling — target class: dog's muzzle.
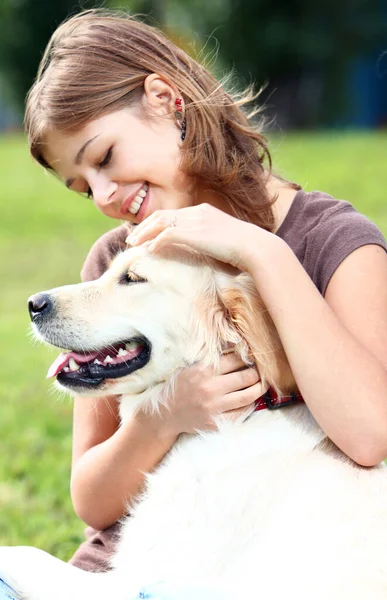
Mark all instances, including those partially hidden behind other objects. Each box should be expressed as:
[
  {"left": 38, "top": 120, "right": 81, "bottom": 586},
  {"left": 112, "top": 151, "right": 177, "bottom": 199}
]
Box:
[{"left": 27, "top": 291, "right": 152, "bottom": 392}]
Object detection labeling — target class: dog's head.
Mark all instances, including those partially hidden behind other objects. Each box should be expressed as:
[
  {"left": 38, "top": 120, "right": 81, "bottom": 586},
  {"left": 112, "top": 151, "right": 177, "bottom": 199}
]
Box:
[{"left": 28, "top": 245, "right": 296, "bottom": 400}]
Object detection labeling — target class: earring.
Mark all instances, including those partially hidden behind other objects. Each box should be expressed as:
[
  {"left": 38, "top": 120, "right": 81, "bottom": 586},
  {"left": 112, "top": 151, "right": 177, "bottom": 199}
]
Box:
[{"left": 175, "top": 98, "right": 186, "bottom": 141}]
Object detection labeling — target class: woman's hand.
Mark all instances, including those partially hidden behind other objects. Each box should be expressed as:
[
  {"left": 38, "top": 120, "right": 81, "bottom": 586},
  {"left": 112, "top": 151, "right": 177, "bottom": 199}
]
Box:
[
  {"left": 125, "top": 203, "right": 264, "bottom": 272},
  {"left": 150, "top": 352, "right": 268, "bottom": 436}
]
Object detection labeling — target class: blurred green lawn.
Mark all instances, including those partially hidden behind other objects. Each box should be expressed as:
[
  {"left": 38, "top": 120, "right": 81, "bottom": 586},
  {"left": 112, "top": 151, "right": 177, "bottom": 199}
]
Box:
[{"left": 0, "top": 131, "right": 386, "bottom": 561}]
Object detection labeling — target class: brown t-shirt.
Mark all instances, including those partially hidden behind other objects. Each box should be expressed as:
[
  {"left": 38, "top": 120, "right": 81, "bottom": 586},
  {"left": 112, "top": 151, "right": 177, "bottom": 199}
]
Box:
[{"left": 81, "top": 190, "right": 387, "bottom": 296}]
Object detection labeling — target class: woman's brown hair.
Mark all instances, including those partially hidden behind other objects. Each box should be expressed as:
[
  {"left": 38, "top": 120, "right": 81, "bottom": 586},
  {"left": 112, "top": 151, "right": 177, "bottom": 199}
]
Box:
[{"left": 25, "top": 9, "right": 283, "bottom": 231}]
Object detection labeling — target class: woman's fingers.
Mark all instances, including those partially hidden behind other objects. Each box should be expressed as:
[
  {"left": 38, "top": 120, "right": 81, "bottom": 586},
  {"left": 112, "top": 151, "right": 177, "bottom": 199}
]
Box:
[
  {"left": 217, "top": 352, "right": 251, "bottom": 375},
  {"left": 219, "top": 380, "right": 270, "bottom": 412},
  {"left": 217, "top": 367, "right": 260, "bottom": 396},
  {"left": 216, "top": 353, "right": 261, "bottom": 399},
  {"left": 222, "top": 402, "right": 257, "bottom": 420},
  {"left": 126, "top": 211, "right": 176, "bottom": 246}
]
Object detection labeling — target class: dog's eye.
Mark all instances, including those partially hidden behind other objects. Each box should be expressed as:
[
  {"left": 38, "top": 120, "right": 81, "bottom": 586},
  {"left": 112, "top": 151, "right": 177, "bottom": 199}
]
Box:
[{"left": 119, "top": 271, "right": 147, "bottom": 285}]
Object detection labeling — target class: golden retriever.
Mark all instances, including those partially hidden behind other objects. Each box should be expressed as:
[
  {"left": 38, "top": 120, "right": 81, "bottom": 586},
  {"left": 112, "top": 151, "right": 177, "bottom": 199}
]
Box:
[{"left": 1, "top": 245, "right": 387, "bottom": 600}]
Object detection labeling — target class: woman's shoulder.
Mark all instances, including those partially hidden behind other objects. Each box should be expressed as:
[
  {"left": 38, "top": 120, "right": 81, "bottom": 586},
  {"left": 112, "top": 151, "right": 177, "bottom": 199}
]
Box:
[
  {"left": 277, "top": 189, "right": 387, "bottom": 295},
  {"left": 81, "top": 224, "right": 131, "bottom": 282},
  {"left": 286, "top": 189, "right": 386, "bottom": 246},
  {"left": 278, "top": 189, "right": 383, "bottom": 236}
]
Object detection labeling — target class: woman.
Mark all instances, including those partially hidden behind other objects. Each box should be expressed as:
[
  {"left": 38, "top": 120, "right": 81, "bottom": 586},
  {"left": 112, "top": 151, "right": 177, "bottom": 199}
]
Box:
[{"left": 25, "top": 8, "right": 387, "bottom": 574}]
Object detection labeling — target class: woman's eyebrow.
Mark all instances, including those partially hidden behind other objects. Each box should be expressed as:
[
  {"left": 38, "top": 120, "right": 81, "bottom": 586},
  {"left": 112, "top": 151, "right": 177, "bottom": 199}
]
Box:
[
  {"left": 65, "top": 134, "right": 101, "bottom": 188},
  {"left": 75, "top": 134, "right": 100, "bottom": 165}
]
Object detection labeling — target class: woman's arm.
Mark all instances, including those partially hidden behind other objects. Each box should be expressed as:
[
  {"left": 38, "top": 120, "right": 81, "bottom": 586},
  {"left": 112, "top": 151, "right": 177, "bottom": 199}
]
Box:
[
  {"left": 70, "top": 395, "right": 178, "bottom": 531},
  {"left": 248, "top": 235, "right": 387, "bottom": 466}
]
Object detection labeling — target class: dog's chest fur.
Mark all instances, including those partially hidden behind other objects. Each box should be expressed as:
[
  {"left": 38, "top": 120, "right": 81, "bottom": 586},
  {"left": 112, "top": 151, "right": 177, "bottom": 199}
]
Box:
[{"left": 111, "top": 404, "right": 387, "bottom": 598}]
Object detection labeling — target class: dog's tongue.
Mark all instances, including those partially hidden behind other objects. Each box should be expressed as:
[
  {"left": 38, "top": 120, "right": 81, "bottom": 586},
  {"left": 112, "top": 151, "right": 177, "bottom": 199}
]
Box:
[{"left": 47, "top": 350, "right": 99, "bottom": 379}]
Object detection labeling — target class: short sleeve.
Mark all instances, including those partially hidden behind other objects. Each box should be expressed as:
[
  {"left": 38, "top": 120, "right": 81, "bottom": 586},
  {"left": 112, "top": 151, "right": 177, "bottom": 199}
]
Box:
[
  {"left": 81, "top": 224, "right": 130, "bottom": 282},
  {"left": 306, "top": 207, "right": 387, "bottom": 296}
]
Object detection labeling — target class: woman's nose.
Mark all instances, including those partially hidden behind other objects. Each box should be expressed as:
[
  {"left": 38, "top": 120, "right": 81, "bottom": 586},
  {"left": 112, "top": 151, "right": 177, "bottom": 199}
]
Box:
[{"left": 90, "top": 177, "right": 118, "bottom": 212}]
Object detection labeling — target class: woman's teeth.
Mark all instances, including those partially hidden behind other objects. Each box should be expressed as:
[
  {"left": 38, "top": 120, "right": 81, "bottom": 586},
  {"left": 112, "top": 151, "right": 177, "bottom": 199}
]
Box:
[{"left": 129, "top": 183, "right": 148, "bottom": 215}]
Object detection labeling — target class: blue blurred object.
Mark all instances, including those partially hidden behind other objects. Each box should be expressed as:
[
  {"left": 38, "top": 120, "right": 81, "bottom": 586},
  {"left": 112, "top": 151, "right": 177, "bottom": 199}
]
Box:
[
  {"left": 0, "top": 578, "right": 232, "bottom": 600},
  {"left": 135, "top": 581, "right": 232, "bottom": 600},
  {"left": 346, "top": 53, "right": 387, "bottom": 128},
  {"left": 0, "top": 578, "right": 19, "bottom": 600}
]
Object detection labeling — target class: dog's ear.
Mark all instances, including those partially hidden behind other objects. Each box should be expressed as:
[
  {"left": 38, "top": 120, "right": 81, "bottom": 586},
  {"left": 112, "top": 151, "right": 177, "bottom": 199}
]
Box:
[{"left": 214, "top": 271, "right": 297, "bottom": 396}]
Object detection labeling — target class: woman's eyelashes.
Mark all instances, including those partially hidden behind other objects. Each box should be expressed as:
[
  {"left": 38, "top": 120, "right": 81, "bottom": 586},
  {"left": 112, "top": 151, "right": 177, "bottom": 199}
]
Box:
[
  {"left": 84, "top": 147, "right": 113, "bottom": 198},
  {"left": 98, "top": 146, "right": 113, "bottom": 169}
]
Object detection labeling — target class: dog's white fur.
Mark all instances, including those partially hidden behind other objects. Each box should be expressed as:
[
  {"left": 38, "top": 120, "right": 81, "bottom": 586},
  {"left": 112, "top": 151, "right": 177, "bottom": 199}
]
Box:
[{"left": 1, "top": 246, "right": 387, "bottom": 600}]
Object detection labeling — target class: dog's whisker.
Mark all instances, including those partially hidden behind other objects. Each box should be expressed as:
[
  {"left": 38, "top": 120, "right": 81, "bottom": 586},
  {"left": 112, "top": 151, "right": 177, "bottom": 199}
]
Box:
[{"left": 101, "top": 397, "right": 116, "bottom": 417}]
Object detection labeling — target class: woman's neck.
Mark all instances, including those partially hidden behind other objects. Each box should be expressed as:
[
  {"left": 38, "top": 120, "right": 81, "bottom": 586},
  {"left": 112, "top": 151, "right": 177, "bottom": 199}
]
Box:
[
  {"left": 195, "top": 176, "right": 299, "bottom": 232},
  {"left": 266, "top": 178, "right": 299, "bottom": 232}
]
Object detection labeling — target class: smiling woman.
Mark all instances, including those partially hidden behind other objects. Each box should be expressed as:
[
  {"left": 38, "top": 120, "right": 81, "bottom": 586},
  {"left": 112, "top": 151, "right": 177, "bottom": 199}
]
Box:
[
  {"left": 41, "top": 100, "right": 194, "bottom": 223},
  {"left": 18, "top": 5, "right": 387, "bottom": 582},
  {"left": 25, "top": 11, "right": 274, "bottom": 229}
]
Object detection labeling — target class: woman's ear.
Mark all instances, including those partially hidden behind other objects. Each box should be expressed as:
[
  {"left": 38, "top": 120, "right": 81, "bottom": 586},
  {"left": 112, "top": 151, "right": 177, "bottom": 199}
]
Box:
[
  {"left": 142, "top": 73, "right": 180, "bottom": 118},
  {"left": 214, "top": 271, "right": 297, "bottom": 396}
]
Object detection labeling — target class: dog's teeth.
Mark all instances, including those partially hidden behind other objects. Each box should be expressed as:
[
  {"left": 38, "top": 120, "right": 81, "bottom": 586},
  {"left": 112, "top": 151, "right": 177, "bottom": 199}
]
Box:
[
  {"left": 118, "top": 348, "right": 128, "bottom": 357},
  {"left": 126, "top": 342, "right": 138, "bottom": 352},
  {"left": 104, "top": 355, "right": 114, "bottom": 363},
  {"left": 63, "top": 367, "right": 70, "bottom": 372},
  {"left": 69, "top": 358, "right": 80, "bottom": 371},
  {"left": 93, "top": 359, "right": 102, "bottom": 365}
]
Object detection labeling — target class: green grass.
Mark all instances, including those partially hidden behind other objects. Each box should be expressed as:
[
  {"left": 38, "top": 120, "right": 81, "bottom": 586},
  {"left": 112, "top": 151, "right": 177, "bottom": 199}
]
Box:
[
  {"left": 0, "top": 134, "right": 112, "bottom": 559},
  {"left": 0, "top": 131, "right": 386, "bottom": 561}
]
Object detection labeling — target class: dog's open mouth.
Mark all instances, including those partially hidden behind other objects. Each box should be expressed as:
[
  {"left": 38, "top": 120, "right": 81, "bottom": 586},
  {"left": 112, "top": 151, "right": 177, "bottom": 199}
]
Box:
[{"left": 46, "top": 337, "right": 151, "bottom": 389}]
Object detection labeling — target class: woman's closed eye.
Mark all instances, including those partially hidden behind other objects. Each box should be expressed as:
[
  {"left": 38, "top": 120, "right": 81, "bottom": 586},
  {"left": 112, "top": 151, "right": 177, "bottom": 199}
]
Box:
[
  {"left": 98, "top": 146, "right": 113, "bottom": 169},
  {"left": 84, "top": 147, "right": 113, "bottom": 199}
]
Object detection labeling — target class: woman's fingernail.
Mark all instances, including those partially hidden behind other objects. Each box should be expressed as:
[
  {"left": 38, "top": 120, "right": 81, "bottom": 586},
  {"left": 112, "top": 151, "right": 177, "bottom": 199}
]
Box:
[{"left": 128, "top": 236, "right": 137, "bottom": 245}]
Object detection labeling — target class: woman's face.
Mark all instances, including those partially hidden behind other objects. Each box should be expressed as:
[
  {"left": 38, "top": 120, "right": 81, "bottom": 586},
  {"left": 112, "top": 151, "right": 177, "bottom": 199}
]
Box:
[{"left": 44, "top": 102, "right": 195, "bottom": 223}]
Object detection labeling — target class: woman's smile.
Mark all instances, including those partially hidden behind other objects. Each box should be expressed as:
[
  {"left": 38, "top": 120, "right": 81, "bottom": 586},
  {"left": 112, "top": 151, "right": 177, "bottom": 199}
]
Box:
[
  {"left": 120, "top": 182, "right": 149, "bottom": 217},
  {"left": 44, "top": 106, "right": 194, "bottom": 222}
]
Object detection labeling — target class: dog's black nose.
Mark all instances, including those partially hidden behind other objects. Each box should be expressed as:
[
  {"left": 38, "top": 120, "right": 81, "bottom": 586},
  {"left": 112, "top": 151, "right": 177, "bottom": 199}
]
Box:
[{"left": 28, "top": 293, "right": 53, "bottom": 321}]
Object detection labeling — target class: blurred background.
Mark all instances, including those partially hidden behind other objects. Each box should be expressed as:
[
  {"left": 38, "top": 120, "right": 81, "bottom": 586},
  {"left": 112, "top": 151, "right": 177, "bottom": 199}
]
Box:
[
  {"left": 1, "top": 0, "right": 387, "bottom": 129},
  {"left": 0, "top": 0, "right": 386, "bottom": 560}
]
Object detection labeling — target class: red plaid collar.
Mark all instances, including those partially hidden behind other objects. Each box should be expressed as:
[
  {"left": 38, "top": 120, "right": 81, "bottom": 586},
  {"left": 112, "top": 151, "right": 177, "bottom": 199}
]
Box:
[{"left": 255, "top": 387, "right": 304, "bottom": 411}]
